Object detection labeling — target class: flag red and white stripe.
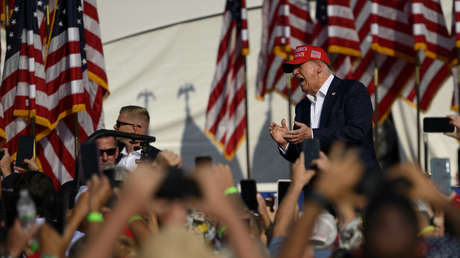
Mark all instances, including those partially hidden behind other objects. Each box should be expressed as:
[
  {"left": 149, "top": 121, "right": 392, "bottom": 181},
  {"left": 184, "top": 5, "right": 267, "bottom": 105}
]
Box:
[
  {"left": 0, "top": 0, "right": 108, "bottom": 187},
  {"left": 256, "top": 0, "right": 314, "bottom": 104},
  {"left": 0, "top": 0, "right": 47, "bottom": 160},
  {"left": 401, "top": 0, "right": 452, "bottom": 111},
  {"left": 370, "top": 0, "right": 414, "bottom": 61},
  {"left": 36, "top": 0, "right": 108, "bottom": 186},
  {"left": 411, "top": 0, "right": 453, "bottom": 62},
  {"left": 401, "top": 55, "right": 450, "bottom": 111},
  {"left": 350, "top": 0, "right": 414, "bottom": 122},
  {"left": 327, "top": 0, "right": 361, "bottom": 57},
  {"left": 205, "top": 0, "right": 248, "bottom": 160}
]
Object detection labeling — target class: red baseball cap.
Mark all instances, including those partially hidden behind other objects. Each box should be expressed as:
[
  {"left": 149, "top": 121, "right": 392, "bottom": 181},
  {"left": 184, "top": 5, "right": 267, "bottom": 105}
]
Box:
[{"left": 282, "top": 45, "right": 331, "bottom": 73}]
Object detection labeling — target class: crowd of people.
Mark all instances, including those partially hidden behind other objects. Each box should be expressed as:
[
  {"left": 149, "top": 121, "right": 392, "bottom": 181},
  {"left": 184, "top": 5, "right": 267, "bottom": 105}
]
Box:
[{"left": 0, "top": 103, "right": 458, "bottom": 258}]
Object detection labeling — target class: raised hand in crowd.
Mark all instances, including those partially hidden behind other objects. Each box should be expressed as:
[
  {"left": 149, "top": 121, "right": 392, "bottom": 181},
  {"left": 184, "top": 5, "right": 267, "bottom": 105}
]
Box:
[
  {"left": 6, "top": 219, "right": 39, "bottom": 258},
  {"left": 13, "top": 158, "right": 41, "bottom": 173},
  {"left": 279, "top": 143, "right": 364, "bottom": 258},
  {"left": 257, "top": 193, "right": 275, "bottom": 232},
  {"left": 389, "top": 163, "right": 460, "bottom": 238},
  {"left": 86, "top": 175, "right": 113, "bottom": 237},
  {"left": 273, "top": 153, "right": 315, "bottom": 238},
  {"left": 270, "top": 119, "right": 289, "bottom": 149},
  {"left": 154, "top": 150, "right": 183, "bottom": 169},
  {"left": 0, "top": 148, "right": 12, "bottom": 178},
  {"left": 81, "top": 163, "right": 166, "bottom": 258},
  {"left": 194, "top": 164, "right": 267, "bottom": 258},
  {"left": 311, "top": 151, "right": 330, "bottom": 172},
  {"left": 445, "top": 114, "right": 460, "bottom": 140}
]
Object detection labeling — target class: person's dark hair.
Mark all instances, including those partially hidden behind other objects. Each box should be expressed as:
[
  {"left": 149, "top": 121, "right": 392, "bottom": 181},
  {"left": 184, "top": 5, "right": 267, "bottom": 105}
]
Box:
[
  {"left": 87, "top": 129, "right": 117, "bottom": 144},
  {"left": 5, "top": 171, "right": 58, "bottom": 229},
  {"left": 194, "top": 156, "right": 212, "bottom": 167},
  {"left": 363, "top": 191, "right": 418, "bottom": 234},
  {"left": 330, "top": 248, "right": 353, "bottom": 258}
]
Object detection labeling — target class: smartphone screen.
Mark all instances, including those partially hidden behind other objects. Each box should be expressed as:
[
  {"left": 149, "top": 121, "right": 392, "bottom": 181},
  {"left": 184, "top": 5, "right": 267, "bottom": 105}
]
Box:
[
  {"left": 276, "top": 180, "right": 291, "bottom": 208},
  {"left": 240, "top": 179, "right": 258, "bottom": 213},
  {"left": 430, "top": 158, "right": 451, "bottom": 195},
  {"left": 79, "top": 142, "right": 101, "bottom": 182},
  {"left": 16, "top": 136, "right": 34, "bottom": 169},
  {"left": 303, "top": 139, "right": 320, "bottom": 170},
  {"left": 423, "top": 117, "right": 454, "bottom": 133}
]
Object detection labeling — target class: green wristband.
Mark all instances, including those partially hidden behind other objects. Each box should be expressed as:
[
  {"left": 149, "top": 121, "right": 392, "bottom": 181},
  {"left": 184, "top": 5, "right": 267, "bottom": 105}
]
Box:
[
  {"left": 87, "top": 211, "right": 104, "bottom": 223},
  {"left": 224, "top": 186, "right": 238, "bottom": 195},
  {"left": 30, "top": 240, "right": 39, "bottom": 252},
  {"left": 128, "top": 215, "right": 143, "bottom": 224},
  {"left": 218, "top": 226, "right": 228, "bottom": 238}
]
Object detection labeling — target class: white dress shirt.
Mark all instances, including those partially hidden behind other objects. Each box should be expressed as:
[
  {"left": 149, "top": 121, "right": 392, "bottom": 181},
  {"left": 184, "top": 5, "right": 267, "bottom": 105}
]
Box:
[
  {"left": 307, "top": 74, "right": 334, "bottom": 130},
  {"left": 280, "top": 74, "right": 334, "bottom": 153},
  {"left": 117, "top": 147, "right": 142, "bottom": 171}
]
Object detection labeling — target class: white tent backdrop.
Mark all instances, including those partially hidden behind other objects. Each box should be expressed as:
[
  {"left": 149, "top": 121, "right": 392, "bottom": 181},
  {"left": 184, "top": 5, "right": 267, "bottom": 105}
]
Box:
[{"left": 99, "top": 0, "right": 459, "bottom": 186}]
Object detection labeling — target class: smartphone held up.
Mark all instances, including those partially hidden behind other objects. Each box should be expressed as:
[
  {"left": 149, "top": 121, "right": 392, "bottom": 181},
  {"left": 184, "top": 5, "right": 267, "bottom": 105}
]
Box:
[
  {"left": 423, "top": 117, "right": 454, "bottom": 133},
  {"left": 303, "top": 138, "right": 320, "bottom": 170}
]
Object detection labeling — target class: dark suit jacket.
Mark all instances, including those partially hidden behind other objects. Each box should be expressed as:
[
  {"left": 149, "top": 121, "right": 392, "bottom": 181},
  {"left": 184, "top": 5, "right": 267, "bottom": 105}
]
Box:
[{"left": 281, "top": 76, "right": 379, "bottom": 170}]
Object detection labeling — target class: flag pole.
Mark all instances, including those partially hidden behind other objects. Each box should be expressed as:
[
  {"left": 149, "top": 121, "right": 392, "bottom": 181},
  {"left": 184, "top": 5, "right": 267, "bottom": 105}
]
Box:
[
  {"left": 243, "top": 57, "right": 251, "bottom": 179},
  {"left": 31, "top": 117, "right": 36, "bottom": 160},
  {"left": 415, "top": 53, "right": 421, "bottom": 167},
  {"left": 457, "top": 48, "right": 460, "bottom": 115},
  {"left": 74, "top": 113, "right": 80, "bottom": 189},
  {"left": 372, "top": 51, "right": 379, "bottom": 158},
  {"left": 286, "top": 73, "right": 293, "bottom": 129},
  {"left": 5, "top": 0, "right": 9, "bottom": 26}
]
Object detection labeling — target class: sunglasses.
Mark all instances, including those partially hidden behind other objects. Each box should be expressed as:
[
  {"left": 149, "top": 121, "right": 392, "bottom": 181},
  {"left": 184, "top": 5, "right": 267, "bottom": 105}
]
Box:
[
  {"left": 99, "top": 148, "right": 117, "bottom": 156},
  {"left": 116, "top": 120, "right": 142, "bottom": 129}
]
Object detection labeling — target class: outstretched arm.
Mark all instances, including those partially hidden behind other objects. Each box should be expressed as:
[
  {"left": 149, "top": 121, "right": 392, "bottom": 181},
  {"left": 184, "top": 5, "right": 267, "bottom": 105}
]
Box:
[{"left": 279, "top": 143, "right": 364, "bottom": 258}]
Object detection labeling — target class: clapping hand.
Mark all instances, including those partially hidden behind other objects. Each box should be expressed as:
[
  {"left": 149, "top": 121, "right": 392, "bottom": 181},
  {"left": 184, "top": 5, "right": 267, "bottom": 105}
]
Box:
[
  {"left": 269, "top": 119, "right": 289, "bottom": 148},
  {"left": 284, "top": 121, "right": 313, "bottom": 144}
]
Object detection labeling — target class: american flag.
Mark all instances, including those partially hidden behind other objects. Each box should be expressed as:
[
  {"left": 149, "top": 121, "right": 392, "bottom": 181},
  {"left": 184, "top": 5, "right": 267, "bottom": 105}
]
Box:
[
  {"left": 350, "top": 0, "right": 415, "bottom": 122},
  {"left": 326, "top": 0, "right": 361, "bottom": 58},
  {"left": 0, "top": 0, "right": 108, "bottom": 187},
  {"left": 0, "top": 0, "right": 47, "bottom": 160},
  {"left": 370, "top": 0, "right": 414, "bottom": 61},
  {"left": 36, "top": 0, "right": 108, "bottom": 186},
  {"left": 256, "top": 0, "right": 314, "bottom": 104},
  {"left": 401, "top": 0, "right": 452, "bottom": 111},
  {"left": 313, "top": 0, "right": 353, "bottom": 80},
  {"left": 81, "top": 0, "right": 108, "bottom": 131},
  {"left": 204, "top": 0, "right": 249, "bottom": 160}
]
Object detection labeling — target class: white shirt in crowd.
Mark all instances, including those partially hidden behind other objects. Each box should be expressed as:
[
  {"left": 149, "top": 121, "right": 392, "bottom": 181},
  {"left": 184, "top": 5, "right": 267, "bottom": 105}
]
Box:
[
  {"left": 117, "top": 147, "right": 142, "bottom": 171},
  {"left": 280, "top": 74, "right": 334, "bottom": 153}
]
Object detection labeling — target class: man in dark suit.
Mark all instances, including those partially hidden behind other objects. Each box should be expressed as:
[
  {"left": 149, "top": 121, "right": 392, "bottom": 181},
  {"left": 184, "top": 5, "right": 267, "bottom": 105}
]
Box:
[{"left": 269, "top": 45, "right": 379, "bottom": 171}]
